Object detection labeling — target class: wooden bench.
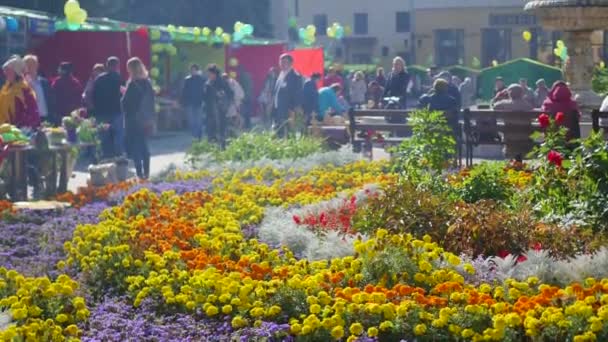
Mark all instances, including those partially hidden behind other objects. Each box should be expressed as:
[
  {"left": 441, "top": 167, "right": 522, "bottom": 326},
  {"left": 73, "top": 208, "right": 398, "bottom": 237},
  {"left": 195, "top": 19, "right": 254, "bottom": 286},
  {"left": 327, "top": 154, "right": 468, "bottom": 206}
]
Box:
[
  {"left": 463, "top": 109, "right": 546, "bottom": 167},
  {"left": 348, "top": 108, "right": 413, "bottom": 153},
  {"left": 349, "top": 108, "right": 463, "bottom": 166},
  {"left": 591, "top": 110, "right": 608, "bottom": 133}
]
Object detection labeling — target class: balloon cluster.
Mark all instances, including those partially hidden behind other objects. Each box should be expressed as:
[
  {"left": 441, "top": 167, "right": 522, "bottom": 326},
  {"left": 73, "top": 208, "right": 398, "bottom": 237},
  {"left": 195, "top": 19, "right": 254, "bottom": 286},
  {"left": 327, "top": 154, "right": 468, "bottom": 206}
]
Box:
[
  {"left": 64, "top": 0, "right": 88, "bottom": 30},
  {"left": 151, "top": 43, "right": 177, "bottom": 56},
  {"left": 553, "top": 40, "right": 569, "bottom": 61},
  {"left": 326, "top": 22, "right": 345, "bottom": 39},
  {"left": 299, "top": 25, "right": 316, "bottom": 46},
  {"left": 233, "top": 21, "right": 254, "bottom": 42},
  {"left": 471, "top": 57, "right": 481, "bottom": 69},
  {"left": 0, "top": 17, "right": 19, "bottom": 33}
]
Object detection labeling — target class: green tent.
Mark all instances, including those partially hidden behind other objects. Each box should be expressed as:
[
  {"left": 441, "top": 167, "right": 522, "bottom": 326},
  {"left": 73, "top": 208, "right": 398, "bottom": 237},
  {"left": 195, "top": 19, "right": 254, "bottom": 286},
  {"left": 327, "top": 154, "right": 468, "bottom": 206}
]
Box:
[{"left": 478, "top": 58, "right": 563, "bottom": 100}]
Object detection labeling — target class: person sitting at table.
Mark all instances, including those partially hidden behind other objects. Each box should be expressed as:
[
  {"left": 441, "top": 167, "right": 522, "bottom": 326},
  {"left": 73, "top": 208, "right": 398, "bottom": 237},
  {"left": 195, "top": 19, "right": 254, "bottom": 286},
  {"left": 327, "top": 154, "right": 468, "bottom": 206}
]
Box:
[
  {"left": 493, "top": 84, "right": 535, "bottom": 112},
  {"left": 0, "top": 55, "right": 40, "bottom": 128},
  {"left": 317, "top": 83, "right": 346, "bottom": 122}
]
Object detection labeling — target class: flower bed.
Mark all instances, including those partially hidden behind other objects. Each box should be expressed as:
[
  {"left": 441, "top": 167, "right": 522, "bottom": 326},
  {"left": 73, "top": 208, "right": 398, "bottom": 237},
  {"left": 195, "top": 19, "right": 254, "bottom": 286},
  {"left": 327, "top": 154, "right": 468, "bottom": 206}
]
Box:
[{"left": 2, "top": 112, "right": 608, "bottom": 341}]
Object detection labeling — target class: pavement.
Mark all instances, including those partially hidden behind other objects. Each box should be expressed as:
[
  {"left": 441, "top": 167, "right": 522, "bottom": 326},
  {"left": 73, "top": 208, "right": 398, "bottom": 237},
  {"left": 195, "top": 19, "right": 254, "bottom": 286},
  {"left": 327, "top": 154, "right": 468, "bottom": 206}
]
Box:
[{"left": 69, "top": 131, "right": 192, "bottom": 192}]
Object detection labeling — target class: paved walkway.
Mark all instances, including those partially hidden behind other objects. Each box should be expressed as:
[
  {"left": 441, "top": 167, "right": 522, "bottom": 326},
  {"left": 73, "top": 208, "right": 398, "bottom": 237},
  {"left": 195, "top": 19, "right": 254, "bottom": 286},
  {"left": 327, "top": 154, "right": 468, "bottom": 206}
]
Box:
[{"left": 69, "top": 132, "right": 192, "bottom": 191}]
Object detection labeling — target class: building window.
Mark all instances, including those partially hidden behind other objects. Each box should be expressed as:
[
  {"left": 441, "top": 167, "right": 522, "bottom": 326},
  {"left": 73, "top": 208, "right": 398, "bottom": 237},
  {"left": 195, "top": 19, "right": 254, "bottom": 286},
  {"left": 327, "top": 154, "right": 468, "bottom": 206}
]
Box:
[
  {"left": 489, "top": 14, "right": 537, "bottom": 26},
  {"left": 434, "top": 29, "right": 464, "bottom": 66},
  {"left": 314, "top": 14, "right": 328, "bottom": 36},
  {"left": 352, "top": 53, "right": 372, "bottom": 64},
  {"left": 354, "top": 13, "right": 368, "bottom": 35},
  {"left": 335, "top": 47, "right": 343, "bottom": 58},
  {"left": 396, "top": 12, "right": 410, "bottom": 33},
  {"left": 382, "top": 46, "right": 390, "bottom": 57},
  {"left": 481, "top": 28, "right": 512, "bottom": 67}
]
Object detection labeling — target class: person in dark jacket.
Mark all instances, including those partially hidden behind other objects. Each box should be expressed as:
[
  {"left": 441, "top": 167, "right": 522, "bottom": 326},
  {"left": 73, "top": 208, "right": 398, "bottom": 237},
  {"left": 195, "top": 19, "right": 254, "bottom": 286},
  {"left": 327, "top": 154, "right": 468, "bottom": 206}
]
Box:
[
  {"left": 383, "top": 56, "right": 410, "bottom": 109},
  {"left": 419, "top": 78, "right": 459, "bottom": 138},
  {"left": 203, "top": 64, "right": 233, "bottom": 149},
  {"left": 93, "top": 56, "right": 124, "bottom": 158},
  {"left": 436, "top": 71, "right": 462, "bottom": 109},
  {"left": 23, "top": 54, "right": 56, "bottom": 125},
  {"left": 52, "top": 62, "right": 82, "bottom": 120},
  {"left": 272, "top": 54, "right": 302, "bottom": 137},
  {"left": 302, "top": 73, "right": 321, "bottom": 126},
  {"left": 121, "top": 57, "right": 154, "bottom": 179},
  {"left": 180, "top": 64, "right": 206, "bottom": 140}
]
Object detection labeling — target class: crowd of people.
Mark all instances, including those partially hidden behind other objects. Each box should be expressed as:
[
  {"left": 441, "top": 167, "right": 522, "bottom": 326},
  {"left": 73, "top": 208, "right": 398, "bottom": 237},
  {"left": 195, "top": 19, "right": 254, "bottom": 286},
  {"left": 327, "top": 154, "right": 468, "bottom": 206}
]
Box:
[
  {"left": 0, "top": 50, "right": 595, "bottom": 189},
  {"left": 0, "top": 54, "right": 156, "bottom": 179}
]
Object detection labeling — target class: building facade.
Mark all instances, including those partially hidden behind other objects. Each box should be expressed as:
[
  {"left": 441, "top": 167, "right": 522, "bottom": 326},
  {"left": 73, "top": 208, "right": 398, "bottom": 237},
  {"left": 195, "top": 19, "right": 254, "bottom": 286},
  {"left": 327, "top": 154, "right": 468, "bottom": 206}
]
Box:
[
  {"left": 286, "top": 0, "right": 414, "bottom": 65},
  {"left": 276, "top": 0, "right": 607, "bottom": 69}
]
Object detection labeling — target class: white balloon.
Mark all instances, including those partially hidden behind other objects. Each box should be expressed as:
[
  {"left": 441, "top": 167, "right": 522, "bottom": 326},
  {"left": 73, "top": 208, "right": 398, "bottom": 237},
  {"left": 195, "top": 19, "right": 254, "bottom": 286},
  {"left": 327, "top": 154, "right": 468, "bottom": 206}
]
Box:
[{"left": 0, "top": 18, "right": 6, "bottom": 32}]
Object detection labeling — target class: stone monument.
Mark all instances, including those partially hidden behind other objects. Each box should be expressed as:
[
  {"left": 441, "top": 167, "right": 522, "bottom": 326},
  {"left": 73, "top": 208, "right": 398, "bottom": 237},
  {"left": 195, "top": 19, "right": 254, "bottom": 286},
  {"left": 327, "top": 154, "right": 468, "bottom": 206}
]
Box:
[{"left": 525, "top": 0, "right": 608, "bottom": 112}]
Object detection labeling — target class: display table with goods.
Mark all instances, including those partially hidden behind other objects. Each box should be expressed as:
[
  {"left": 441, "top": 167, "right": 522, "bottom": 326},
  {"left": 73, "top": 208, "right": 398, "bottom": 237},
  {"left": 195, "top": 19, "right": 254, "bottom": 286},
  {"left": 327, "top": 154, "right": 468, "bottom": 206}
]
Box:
[{"left": 0, "top": 124, "right": 33, "bottom": 201}]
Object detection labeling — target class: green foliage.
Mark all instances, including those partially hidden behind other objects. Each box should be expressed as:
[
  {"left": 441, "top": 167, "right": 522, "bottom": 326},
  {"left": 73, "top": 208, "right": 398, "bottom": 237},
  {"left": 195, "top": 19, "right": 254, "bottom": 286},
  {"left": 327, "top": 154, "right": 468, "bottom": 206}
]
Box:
[
  {"left": 389, "top": 109, "right": 456, "bottom": 182},
  {"left": 186, "top": 132, "right": 326, "bottom": 166},
  {"left": 592, "top": 66, "right": 608, "bottom": 95},
  {"left": 353, "top": 181, "right": 451, "bottom": 241},
  {"left": 353, "top": 181, "right": 598, "bottom": 258},
  {"left": 528, "top": 118, "right": 608, "bottom": 231},
  {"left": 451, "top": 162, "right": 512, "bottom": 203}
]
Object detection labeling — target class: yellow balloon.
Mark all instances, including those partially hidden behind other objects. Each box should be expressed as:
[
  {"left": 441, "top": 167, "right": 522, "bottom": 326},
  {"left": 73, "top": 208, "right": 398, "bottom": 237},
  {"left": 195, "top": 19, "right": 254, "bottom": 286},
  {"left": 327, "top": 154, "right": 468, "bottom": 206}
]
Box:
[
  {"left": 492, "top": 60, "right": 498, "bottom": 67},
  {"left": 222, "top": 33, "right": 231, "bottom": 44},
  {"left": 215, "top": 27, "right": 224, "bottom": 36},
  {"left": 167, "top": 25, "right": 176, "bottom": 32},
  {"left": 192, "top": 27, "right": 201, "bottom": 36},
  {"left": 601, "top": 61, "right": 606, "bottom": 69},
  {"left": 306, "top": 24, "right": 316, "bottom": 35},
  {"left": 202, "top": 27, "right": 211, "bottom": 36},
  {"left": 76, "top": 8, "right": 87, "bottom": 24},
  {"left": 234, "top": 21, "right": 244, "bottom": 32},
  {"left": 556, "top": 40, "right": 565, "bottom": 48},
  {"left": 178, "top": 26, "right": 187, "bottom": 34},
  {"left": 64, "top": 0, "right": 80, "bottom": 16},
  {"left": 522, "top": 31, "right": 532, "bottom": 42}
]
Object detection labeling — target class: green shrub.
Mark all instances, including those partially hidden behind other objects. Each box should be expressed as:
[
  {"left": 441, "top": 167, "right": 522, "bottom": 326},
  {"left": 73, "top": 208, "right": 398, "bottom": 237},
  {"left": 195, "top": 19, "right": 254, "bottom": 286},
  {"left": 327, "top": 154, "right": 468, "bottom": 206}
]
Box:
[
  {"left": 186, "top": 132, "right": 327, "bottom": 166},
  {"left": 450, "top": 162, "right": 513, "bottom": 203},
  {"left": 389, "top": 109, "right": 456, "bottom": 182}
]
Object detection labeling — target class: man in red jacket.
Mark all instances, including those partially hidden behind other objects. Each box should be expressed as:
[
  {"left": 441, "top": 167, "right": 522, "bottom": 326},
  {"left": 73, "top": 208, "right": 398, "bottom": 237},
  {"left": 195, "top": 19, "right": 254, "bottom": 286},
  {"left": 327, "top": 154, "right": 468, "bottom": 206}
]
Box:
[{"left": 52, "top": 62, "right": 83, "bottom": 120}]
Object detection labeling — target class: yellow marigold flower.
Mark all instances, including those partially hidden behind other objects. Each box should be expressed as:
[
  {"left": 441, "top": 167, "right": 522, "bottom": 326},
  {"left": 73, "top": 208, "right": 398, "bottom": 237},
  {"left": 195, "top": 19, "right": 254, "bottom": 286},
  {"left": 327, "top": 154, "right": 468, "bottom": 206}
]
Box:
[
  {"left": 331, "top": 326, "right": 345, "bottom": 339},
  {"left": 463, "top": 263, "right": 475, "bottom": 274},
  {"left": 347, "top": 336, "right": 357, "bottom": 342},
  {"left": 349, "top": 322, "right": 364, "bottom": 335},
  {"left": 11, "top": 308, "right": 27, "bottom": 320},
  {"left": 367, "top": 327, "right": 379, "bottom": 337},
  {"left": 55, "top": 314, "right": 68, "bottom": 323},
  {"left": 205, "top": 305, "right": 219, "bottom": 316},
  {"left": 379, "top": 320, "right": 394, "bottom": 331},
  {"left": 461, "top": 329, "right": 475, "bottom": 338},
  {"left": 414, "top": 323, "right": 427, "bottom": 335},
  {"left": 301, "top": 324, "right": 313, "bottom": 335},
  {"left": 310, "top": 304, "right": 321, "bottom": 314},
  {"left": 414, "top": 273, "right": 426, "bottom": 283},
  {"left": 232, "top": 316, "right": 247, "bottom": 329},
  {"left": 64, "top": 324, "right": 79, "bottom": 336}
]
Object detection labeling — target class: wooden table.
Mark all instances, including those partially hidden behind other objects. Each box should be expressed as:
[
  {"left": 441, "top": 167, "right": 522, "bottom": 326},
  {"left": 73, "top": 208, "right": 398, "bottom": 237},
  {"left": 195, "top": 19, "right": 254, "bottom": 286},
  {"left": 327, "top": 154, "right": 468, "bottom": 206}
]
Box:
[{"left": 6, "top": 144, "right": 33, "bottom": 201}]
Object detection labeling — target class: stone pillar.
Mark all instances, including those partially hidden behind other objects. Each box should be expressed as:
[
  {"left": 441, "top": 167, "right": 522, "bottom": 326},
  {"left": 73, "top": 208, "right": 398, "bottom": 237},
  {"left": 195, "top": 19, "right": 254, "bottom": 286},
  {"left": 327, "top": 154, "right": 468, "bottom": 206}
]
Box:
[{"left": 562, "top": 30, "right": 602, "bottom": 120}]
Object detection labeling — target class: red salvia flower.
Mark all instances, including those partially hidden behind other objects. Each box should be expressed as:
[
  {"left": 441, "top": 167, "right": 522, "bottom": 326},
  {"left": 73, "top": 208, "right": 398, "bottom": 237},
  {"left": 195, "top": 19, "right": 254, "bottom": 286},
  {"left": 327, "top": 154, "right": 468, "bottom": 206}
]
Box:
[
  {"left": 555, "top": 112, "right": 565, "bottom": 125},
  {"left": 547, "top": 150, "right": 563, "bottom": 168},
  {"left": 538, "top": 113, "right": 550, "bottom": 128}
]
